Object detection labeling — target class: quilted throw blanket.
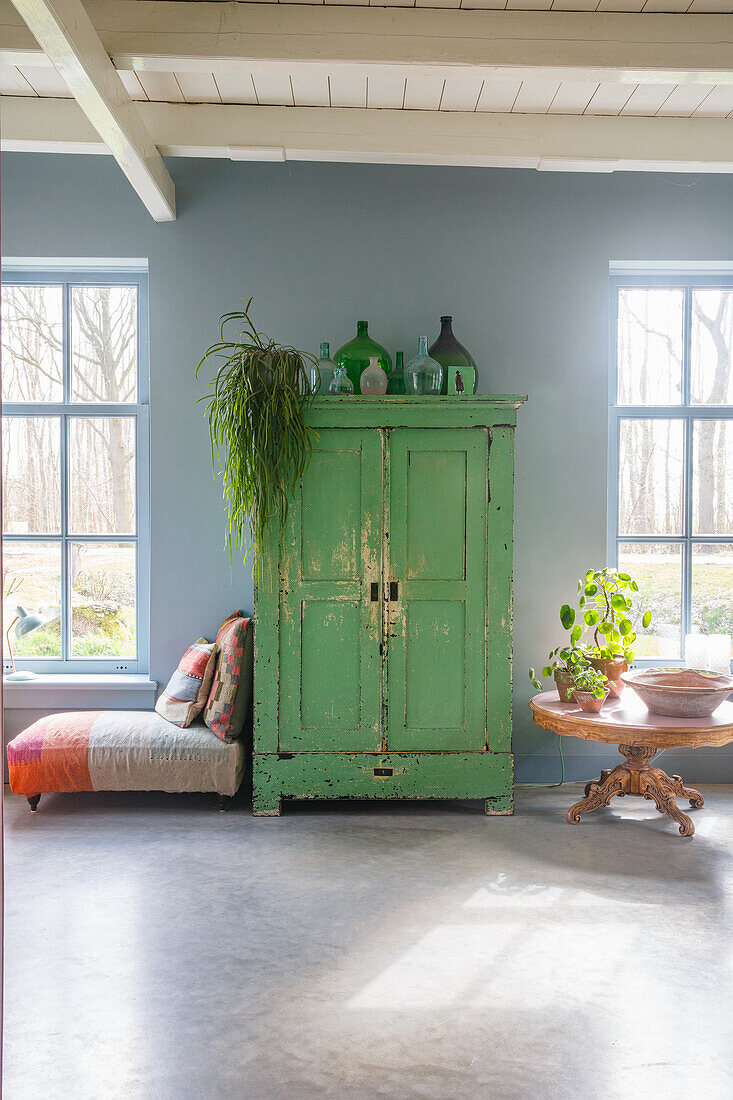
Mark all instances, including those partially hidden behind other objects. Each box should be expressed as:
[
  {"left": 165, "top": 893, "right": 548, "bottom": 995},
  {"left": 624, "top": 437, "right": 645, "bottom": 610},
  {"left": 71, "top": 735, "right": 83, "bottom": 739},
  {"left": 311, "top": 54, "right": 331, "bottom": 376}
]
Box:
[{"left": 7, "top": 711, "right": 245, "bottom": 797}]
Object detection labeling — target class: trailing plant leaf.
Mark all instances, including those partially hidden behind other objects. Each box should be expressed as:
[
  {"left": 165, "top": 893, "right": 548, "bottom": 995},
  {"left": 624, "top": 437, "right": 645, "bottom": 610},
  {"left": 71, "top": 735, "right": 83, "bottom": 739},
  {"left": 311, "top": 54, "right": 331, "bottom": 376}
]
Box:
[{"left": 196, "top": 300, "right": 319, "bottom": 569}]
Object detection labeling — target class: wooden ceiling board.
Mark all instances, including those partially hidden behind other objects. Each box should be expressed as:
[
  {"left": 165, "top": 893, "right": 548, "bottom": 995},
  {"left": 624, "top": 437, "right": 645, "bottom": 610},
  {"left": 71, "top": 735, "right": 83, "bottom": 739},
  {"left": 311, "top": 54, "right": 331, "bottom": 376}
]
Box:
[
  {"left": 439, "top": 75, "right": 484, "bottom": 111},
  {"left": 175, "top": 71, "right": 221, "bottom": 103},
  {"left": 547, "top": 80, "right": 599, "bottom": 113},
  {"left": 585, "top": 82, "right": 635, "bottom": 114},
  {"left": 366, "top": 73, "right": 407, "bottom": 108},
  {"left": 136, "top": 71, "right": 184, "bottom": 102},
  {"left": 213, "top": 71, "right": 258, "bottom": 104},
  {"left": 654, "top": 83, "right": 716, "bottom": 116},
  {"left": 620, "top": 82, "right": 676, "bottom": 114},
  {"left": 512, "top": 78, "right": 561, "bottom": 112}
]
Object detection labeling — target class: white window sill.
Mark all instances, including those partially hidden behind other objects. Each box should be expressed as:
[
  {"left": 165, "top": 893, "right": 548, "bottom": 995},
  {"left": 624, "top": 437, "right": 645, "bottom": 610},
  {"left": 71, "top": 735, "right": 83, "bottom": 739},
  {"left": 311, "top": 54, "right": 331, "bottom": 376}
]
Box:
[{"left": 3, "top": 674, "right": 158, "bottom": 710}]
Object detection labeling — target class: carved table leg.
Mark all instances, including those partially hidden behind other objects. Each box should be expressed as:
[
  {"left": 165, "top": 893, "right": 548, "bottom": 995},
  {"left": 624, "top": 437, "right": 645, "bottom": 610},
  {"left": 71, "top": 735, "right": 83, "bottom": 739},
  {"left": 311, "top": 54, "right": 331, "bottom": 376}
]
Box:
[
  {"left": 668, "top": 774, "right": 704, "bottom": 809},
  {"left": 567, "top": 767, "right": 631, "bottom": 823},
  {"left": 584, "top": 768, "right": 612, "bottom": 798},
  {"left": 569, "top": 745, "right": 702, "bottom": 837}
]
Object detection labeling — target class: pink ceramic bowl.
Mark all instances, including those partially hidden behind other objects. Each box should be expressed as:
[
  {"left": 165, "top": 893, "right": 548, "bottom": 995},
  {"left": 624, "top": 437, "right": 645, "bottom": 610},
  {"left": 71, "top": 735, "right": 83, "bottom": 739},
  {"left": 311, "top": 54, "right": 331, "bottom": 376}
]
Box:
[{"left": 621, "top": 668, "right": 733, "bottom": 718}]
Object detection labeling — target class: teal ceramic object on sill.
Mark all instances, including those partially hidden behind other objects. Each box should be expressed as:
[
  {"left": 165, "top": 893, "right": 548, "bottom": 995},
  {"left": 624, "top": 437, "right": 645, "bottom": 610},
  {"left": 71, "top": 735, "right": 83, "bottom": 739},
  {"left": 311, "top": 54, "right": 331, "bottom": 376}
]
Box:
[
  {"left": 334, "top": 320, "right": 392, "bottom": 393},
  {"left": 429, "top": 316, "right": 477, "bottom": 396}
]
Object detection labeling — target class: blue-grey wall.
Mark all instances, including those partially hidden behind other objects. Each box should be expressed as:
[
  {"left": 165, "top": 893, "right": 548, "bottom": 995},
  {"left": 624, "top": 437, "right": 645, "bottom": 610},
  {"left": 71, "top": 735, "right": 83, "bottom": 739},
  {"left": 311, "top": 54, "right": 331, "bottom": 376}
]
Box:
[{"left": 4, "top": 153, "right": 733, "bottom": 783}]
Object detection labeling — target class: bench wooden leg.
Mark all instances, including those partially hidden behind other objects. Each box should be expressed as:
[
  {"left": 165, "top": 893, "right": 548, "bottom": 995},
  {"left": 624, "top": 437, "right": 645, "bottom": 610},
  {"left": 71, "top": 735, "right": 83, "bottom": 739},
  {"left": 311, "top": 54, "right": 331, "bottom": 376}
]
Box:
[
  {"left": 27, "top": 795, "right": 41, "bottom": 812},
  {"left": 216, "top": 794, "right": 233, "bottom": 812}
]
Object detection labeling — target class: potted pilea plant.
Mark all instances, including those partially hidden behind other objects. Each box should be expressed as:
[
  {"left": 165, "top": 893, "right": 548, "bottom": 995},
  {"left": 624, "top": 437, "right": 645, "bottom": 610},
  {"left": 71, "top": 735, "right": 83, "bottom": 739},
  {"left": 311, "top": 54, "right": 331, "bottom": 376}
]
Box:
[
  {"left": 530, "top": 645, "right": 589, "bottom": 704},
  {"left": 568, "top": 664, "right": 610, "bottom": 713},
  {"left": 560, "top": 568, "right": 653, "bottom": 698},
  {"left": 196, "top": 300, "right": 319, "bottom": 570}
]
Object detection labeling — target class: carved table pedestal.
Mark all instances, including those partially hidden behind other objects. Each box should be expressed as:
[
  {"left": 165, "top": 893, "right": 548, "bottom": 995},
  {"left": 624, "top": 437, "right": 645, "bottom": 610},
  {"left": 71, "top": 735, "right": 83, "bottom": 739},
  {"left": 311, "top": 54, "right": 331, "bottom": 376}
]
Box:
[{"left": 530, "top": 690, "right": 733, "bottom": 837}]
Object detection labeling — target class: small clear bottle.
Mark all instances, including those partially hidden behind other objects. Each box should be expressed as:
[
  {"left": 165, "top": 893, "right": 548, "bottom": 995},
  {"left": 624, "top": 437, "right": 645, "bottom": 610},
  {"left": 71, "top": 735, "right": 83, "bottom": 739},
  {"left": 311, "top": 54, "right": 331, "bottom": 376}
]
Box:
[
  {"left": 387, "top": 351, "right": 406, "bottom": 395},
  {"left": 313, "top": 341, "right": 337, "bottom": 395},
  {"left": 404, "top": 337, "right": 443, "bottom": 396},
  {"left": 328, "top": 364, "right": 354, "bottom": 395},
  {"left": 360, "top": 356, "right": 388, "bottom": 395}
]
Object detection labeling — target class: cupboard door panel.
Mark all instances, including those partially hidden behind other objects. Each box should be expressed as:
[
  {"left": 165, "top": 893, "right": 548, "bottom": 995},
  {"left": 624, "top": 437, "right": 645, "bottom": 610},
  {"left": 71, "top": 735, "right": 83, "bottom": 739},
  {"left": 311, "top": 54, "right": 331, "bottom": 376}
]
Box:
[
  {"left": 388, "top": 428, "right": 488, "bottom": 751},
  {"left": 279, "top": 429, "right": 383, "bottom": 751}
]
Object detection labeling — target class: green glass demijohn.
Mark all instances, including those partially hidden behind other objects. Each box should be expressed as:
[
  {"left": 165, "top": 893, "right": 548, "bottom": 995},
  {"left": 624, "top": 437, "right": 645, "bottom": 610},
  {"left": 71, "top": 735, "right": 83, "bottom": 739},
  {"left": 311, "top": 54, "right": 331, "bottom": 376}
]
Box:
[
  {"left": 428, "top": 315, "right": 477, "bottom": 396},
  {"left": 334, "top": 320, "right": 392, "bottom": 393},
  {"left": 387, "top": 351, "right": 406, "bottom": 395}
]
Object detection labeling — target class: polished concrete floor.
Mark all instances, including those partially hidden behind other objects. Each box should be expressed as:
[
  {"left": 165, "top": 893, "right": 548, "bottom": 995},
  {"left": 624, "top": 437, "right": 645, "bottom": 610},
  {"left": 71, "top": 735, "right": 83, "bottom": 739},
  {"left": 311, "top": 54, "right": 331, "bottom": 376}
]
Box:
[{"left": 4, "top": 783, "right": 733, "bottom": 1099}]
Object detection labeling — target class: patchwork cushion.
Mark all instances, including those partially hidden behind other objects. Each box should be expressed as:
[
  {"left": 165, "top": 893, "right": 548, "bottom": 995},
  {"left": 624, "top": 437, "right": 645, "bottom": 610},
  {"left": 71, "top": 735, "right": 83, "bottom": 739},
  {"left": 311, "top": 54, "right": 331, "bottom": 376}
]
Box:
[
  {"left": 155, "top": 638, "right": 217, "bottom": 728},
  {"left": 204, "top": 612, "right": 254, "bottom": 742}
]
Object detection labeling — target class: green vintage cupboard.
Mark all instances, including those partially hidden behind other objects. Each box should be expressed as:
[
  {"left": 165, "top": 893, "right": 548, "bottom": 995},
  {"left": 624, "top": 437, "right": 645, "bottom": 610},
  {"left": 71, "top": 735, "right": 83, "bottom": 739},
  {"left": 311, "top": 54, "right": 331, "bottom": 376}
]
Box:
[{"left": 253, "top": 395, "right": 525, "bottom": 816}]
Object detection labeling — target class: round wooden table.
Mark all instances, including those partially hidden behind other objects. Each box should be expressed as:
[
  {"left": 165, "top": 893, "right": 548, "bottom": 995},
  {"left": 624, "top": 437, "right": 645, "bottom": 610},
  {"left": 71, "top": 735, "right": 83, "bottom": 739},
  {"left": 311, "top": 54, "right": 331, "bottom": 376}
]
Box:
[{"left": 530, "top": 689, "right": 733, "bottom": 837}]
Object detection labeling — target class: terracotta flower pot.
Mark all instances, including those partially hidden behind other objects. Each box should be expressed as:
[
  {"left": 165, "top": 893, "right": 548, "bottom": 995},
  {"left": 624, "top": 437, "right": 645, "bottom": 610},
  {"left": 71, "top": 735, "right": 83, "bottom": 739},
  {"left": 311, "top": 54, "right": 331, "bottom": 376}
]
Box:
[
  {"left": 572, "top": 688, "right": 610, "bottom": 713},
  {"left": 588, "top": 656, "right": 628, "bottom": 698},
  {"left": 554, "top": 668, "right": 575, "bottom": 704}
]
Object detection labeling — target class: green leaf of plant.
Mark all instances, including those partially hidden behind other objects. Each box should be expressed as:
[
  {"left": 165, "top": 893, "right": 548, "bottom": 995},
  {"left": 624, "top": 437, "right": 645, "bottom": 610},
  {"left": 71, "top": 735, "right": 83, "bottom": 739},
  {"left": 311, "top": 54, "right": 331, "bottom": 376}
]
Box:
[
  {"left": 610, "top": 593, "right": 627, "bottom": 612},
  {"left": 560, "top": 604, "right": 575, "bottom": 630},
  {"left": 619, "top": 618, "right": 632, "bottom": 636},
  {"left": 584, "top": 609, "right": 600, "bottom": 626},
  {"left": 597, "top": 621, "right": 613, "bottom": 635},
  {"left": 642, "top": 611, "right": 652, "bottom": 629},
  {"left": 571, "top": 624, "right": 582, "bottom": 642},
  {"left": 624, "top": 647, "right": 635, "bottom": 662},
  {"left": 608, "top": 642, "right": 623, "bottom": 654},
  {"left": 584, "top": 583, "right": 598, "bottom": 597},
  {"left": 630, "top": 581, "right": 639, "bottom": 592},
  {"left": 542, "top": 666, "right": 552, "bottom": 677},
  {"left": 618, "top": 572, "right": 631, "bottom": 581}
]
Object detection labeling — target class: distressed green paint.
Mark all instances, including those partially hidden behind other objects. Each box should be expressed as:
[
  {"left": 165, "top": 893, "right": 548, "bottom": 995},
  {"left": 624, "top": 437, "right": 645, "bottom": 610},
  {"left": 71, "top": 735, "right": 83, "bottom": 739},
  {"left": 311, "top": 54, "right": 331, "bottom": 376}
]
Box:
[
  {"left": 279, "top": 429, "right": 383, "bottom": 751},
  {"left": 387, "top": 429, "right": 488, "bottom": 751},
  {"left": 486, "top": 427, "right": 516, "bottom": 753},
  {"left": 252, "top": 751, "right": 514, "bottom": 816},
  {"left": 252, "top": 396, "right": 525, "bottom": 813}
]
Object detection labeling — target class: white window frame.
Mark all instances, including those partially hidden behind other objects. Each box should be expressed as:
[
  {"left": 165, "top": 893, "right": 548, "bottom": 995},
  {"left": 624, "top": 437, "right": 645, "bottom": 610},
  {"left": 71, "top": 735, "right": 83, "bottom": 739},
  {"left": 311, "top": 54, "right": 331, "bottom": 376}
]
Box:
[
  {"left": 608, "top": 268, "right": 733, "bottom": 669},
  {"left": 2, "top": 263, "right": 150, "bottom": 674}
]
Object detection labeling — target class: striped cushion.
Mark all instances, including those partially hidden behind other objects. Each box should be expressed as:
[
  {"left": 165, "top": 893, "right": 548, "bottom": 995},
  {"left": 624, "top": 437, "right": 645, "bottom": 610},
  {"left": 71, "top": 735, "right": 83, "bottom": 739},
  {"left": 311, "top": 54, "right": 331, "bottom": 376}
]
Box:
[{"left": 155, "top": 638, "right": 217, "bottom": 728}]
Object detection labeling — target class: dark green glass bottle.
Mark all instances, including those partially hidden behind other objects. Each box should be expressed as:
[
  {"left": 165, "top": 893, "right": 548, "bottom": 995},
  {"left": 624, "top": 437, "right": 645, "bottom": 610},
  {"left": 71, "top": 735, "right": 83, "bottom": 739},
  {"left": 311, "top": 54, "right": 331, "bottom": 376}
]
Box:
[
  {"left": 387, "top": 351, "right": 406, "bottom": 395},
  {"left": 428, "top": 316, "right": 477, "bottom": 396},
  {"left": 334, "top": 320, "right": 392, "bottom": 393}
]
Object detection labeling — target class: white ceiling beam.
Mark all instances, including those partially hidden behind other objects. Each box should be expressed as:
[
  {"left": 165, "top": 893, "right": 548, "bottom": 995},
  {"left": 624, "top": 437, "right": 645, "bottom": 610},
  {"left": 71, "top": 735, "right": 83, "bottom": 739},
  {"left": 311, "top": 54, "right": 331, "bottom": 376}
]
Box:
[
  {"left": 8, "top": 0, "right": 175, "bottom": 220},
  {"left": 2, "top": 3, "right": 733, "bottom": 86},
  {"left": 6, "top": 95, "right": 733, "bottom": 174}
]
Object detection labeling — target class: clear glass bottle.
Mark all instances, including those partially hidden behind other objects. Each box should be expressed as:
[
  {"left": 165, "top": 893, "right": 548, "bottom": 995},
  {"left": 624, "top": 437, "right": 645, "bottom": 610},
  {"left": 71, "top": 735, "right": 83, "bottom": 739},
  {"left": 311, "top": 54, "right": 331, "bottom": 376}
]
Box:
[
  {"left": 429, "top": 316, "right": 477, "bottom": 396},
  {"left": 328, "top": 365, "right": 354, "bottom": 395},
  {"left": 404, "top": 337, "right": 443, "bottom": 396},
  {"left": 360, "top": 356, "right": 388, "bottom": 395},
  {"left": 387, "top": 351, "right": 406, "bottom": 396},
  {"left": 310, "top": 341, "right": 336, "bottom": 395},
  {"left": 334, "top": 320, "right": 392, "bottom": 393}
]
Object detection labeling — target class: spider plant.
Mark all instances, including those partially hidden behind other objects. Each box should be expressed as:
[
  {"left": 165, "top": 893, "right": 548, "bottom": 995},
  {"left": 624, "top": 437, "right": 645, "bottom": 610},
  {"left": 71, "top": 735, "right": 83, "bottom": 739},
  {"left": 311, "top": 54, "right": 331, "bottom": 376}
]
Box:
[{"left": 196, "top": 300, "right": 319, "bottom": 566}]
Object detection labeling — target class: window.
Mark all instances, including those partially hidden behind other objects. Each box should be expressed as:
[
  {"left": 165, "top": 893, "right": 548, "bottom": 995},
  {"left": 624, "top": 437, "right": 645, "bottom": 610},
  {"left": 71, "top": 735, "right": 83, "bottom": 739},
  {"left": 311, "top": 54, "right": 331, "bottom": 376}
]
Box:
[
  {"left": 2, "top": 266, "right": 149, "bottom": 673},
  {"left": 609, "top": 271, "right": 733, "bottom": 668}
]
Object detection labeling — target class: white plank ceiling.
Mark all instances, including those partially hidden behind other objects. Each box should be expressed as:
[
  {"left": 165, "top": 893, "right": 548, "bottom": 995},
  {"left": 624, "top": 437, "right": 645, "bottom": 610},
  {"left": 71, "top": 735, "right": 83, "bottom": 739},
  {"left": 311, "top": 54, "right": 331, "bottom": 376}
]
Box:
[{"left": 4, "top": 63, "right": 733, "bottom": 119}]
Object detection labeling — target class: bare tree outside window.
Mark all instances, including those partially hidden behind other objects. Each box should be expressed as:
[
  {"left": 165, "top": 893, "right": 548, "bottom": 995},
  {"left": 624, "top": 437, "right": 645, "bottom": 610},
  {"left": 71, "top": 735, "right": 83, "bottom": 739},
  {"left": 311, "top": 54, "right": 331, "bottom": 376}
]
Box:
[
  {"left": 613, "top": 281, "right": 733, "bottom": 663},
  {"left": 1, "top": 279, "right": 142, "bottom": 663}
]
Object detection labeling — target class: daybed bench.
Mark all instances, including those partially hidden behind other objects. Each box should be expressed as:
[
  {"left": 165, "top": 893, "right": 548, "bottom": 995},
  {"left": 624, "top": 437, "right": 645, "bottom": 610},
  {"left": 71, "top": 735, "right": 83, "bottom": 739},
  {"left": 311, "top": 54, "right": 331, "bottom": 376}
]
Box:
[
  {"left": 6, "top": 611, "right": 253, "bottom": 813},
  {"left": 7, "top": 711, "right": 246, "bottom": 812}
]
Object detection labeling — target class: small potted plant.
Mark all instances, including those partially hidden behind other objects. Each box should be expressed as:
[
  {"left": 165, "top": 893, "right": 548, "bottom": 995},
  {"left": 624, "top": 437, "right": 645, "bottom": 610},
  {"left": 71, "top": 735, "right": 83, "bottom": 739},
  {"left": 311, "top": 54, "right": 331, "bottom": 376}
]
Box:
[
  {"left": 559, "top": 568, "right": 653, "bottom": 697},
  {"left": 530, "top": 646, "right": 589, "bottom": 704},
  {"left": 568, "top": 665, "right": 610, "bottom": 713}
]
